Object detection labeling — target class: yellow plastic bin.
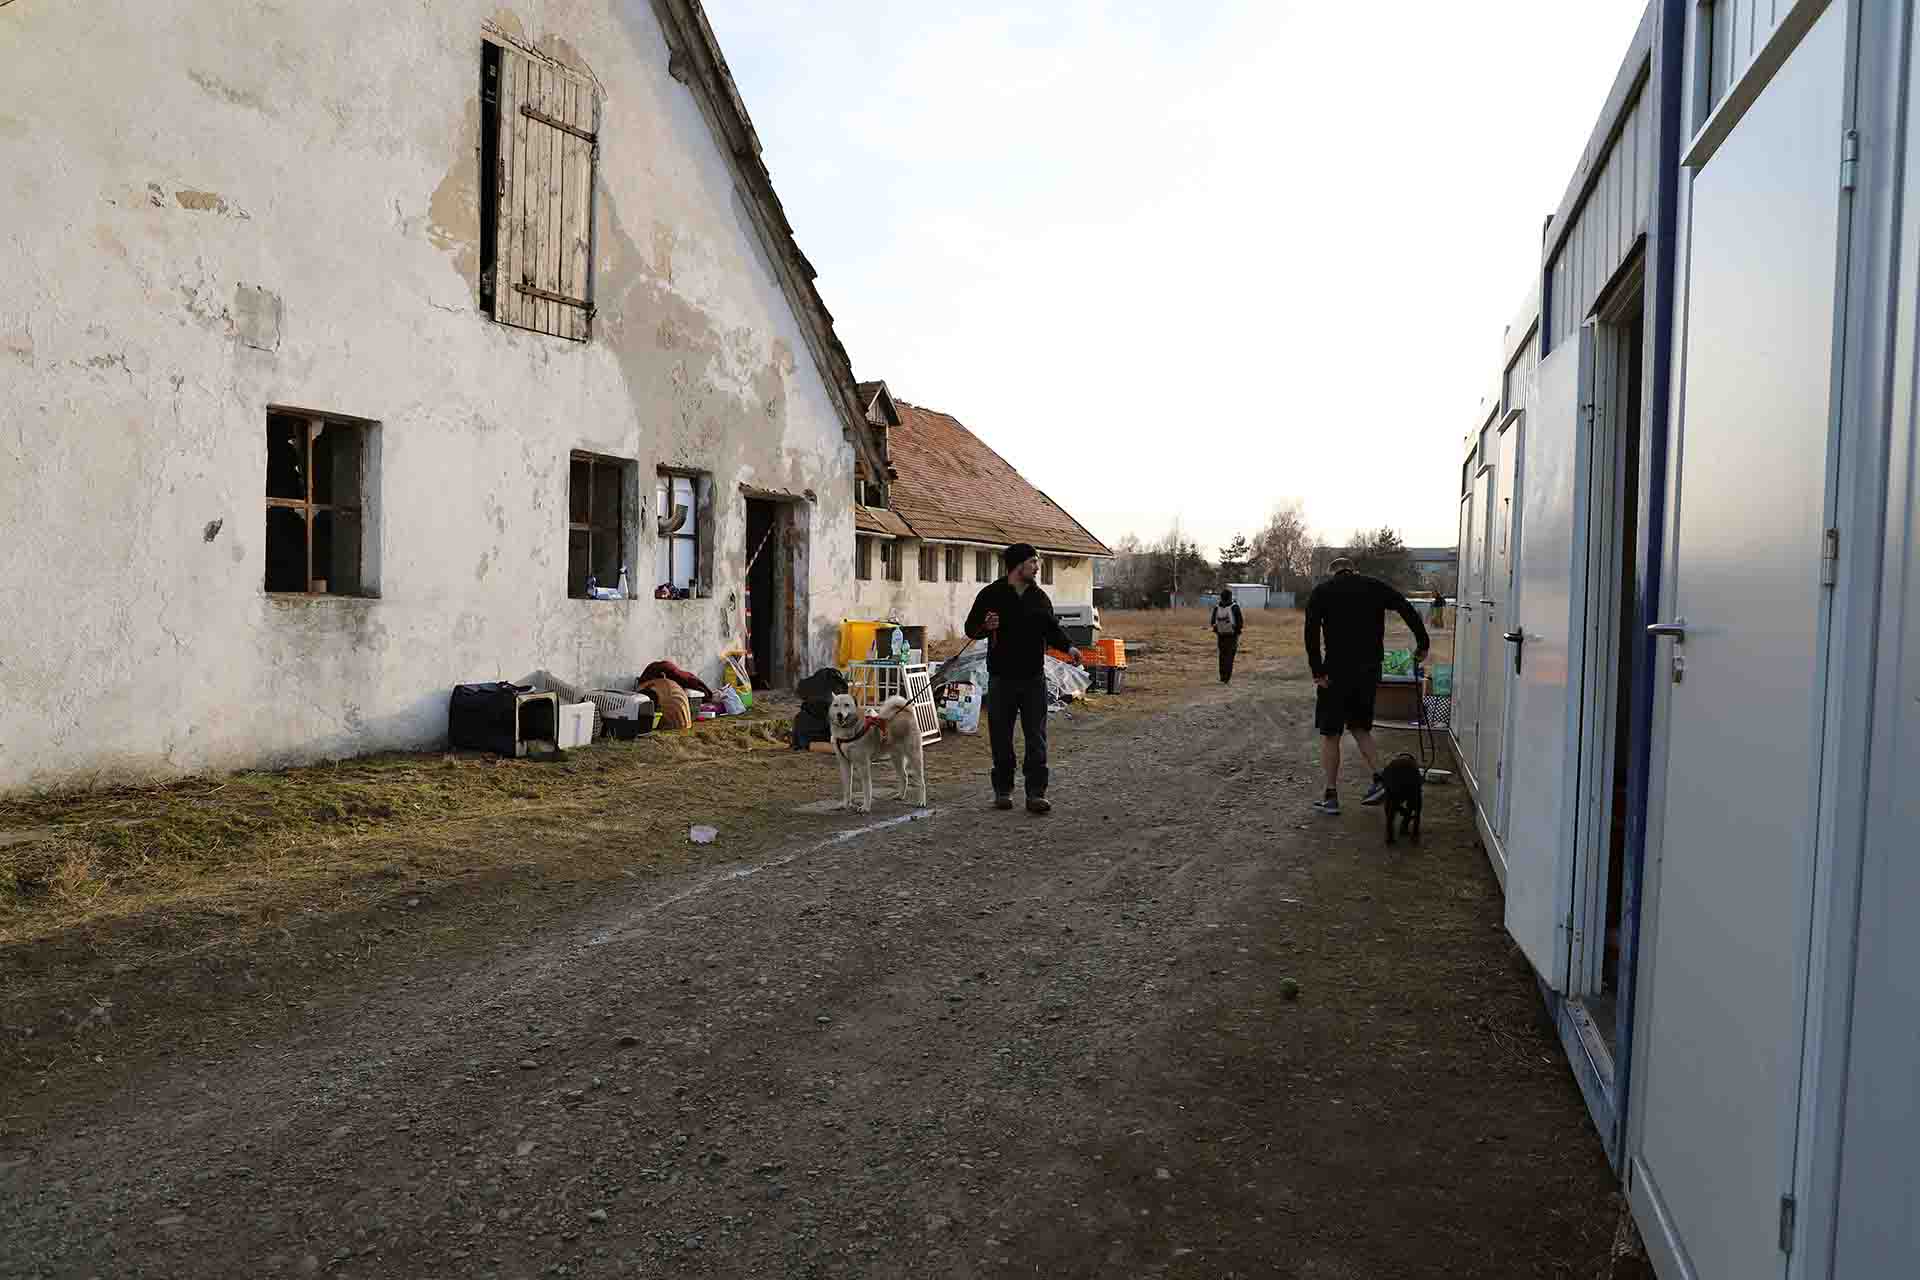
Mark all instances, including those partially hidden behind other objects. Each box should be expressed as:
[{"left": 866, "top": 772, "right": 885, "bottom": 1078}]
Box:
[{"left": 837, "top": 620, "right": 890, "bottom": 667}]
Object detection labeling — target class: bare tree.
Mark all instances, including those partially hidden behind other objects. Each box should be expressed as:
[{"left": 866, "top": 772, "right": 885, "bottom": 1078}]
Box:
[{"left": 1250, "top": 500, "right": 1314, "bottom": 591}]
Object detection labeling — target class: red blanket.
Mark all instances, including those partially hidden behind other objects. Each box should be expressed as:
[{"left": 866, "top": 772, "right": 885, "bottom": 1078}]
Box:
[{"left": 639, "top": 660, "right": 714, "bottom": 700}]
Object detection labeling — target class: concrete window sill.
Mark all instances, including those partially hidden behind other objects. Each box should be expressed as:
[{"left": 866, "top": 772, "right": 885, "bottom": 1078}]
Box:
[{"left": 266, "top": 593, "right": 380, "bottom": 606}]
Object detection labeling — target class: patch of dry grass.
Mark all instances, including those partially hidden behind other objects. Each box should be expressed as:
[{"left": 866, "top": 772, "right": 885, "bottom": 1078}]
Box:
[{"left": 0, "top": 715, "right": 795, "bottom": 949}]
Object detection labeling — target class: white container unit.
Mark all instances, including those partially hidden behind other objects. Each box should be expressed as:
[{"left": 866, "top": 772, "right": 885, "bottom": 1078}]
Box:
[{"left": 1449, "top": 1, "right": 1920, "bottom": 1275}]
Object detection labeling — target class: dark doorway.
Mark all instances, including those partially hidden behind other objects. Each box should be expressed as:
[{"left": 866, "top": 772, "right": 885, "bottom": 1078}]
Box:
[{"left": 745, "top": 499, "right": 779, "bottom": 690}]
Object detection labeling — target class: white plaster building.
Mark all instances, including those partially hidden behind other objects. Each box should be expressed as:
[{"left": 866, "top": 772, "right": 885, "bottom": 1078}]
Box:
[
  {"left": 0, "top": 0, "right": 891, "bottom": 791},
  {"left": 846, "top": 385, "right": 1108, "bottom": 642}
]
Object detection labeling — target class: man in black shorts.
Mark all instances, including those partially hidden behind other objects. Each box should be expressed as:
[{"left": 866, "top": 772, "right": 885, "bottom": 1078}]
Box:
[{"left": 1304, "top": 557, "right": 1429, "bottom": 815}]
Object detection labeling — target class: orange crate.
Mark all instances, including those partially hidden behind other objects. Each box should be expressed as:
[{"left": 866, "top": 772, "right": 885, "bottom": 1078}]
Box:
[{"left": 1097, "top": 638, "right": 1127, "bottom": 668}]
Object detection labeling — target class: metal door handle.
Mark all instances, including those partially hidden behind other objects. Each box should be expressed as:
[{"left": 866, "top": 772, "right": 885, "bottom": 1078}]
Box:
[
  {"left": 1503, "top": 628, "right": 1524, "bottom": 675},
  {"left": 1646, "top": 617, "right": 1687, "bottom": 641},
  {"left": 1481, "top": 598, "right": 1495, "bottom": 606},
  {"left": 1502, "top": 629, "right": 1524, "bottom": 643}
]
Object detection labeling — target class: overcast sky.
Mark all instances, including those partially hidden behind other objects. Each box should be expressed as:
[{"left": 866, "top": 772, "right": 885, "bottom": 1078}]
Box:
[{"left": 707, "top": 1, "right": 1649, "bottom": 556}]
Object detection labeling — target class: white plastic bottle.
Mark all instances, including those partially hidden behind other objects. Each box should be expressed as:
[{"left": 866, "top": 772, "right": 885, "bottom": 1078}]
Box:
[{"left": 616, "top": 564, "right": 630, "bottom": 599}]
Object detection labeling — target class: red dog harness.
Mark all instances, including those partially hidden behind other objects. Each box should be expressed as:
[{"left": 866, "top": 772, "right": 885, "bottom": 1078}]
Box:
[{"left": 831, "top": 714, "right": 892, "bottom": 758}]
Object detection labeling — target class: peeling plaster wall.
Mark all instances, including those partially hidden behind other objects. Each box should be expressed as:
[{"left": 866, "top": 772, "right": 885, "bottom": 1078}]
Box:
[
  {"left": 0, "top": 0, "right": 860, "bottom": 790},
  {"left": 850, "top": 546, "right": 1095, "bottom": 643}
]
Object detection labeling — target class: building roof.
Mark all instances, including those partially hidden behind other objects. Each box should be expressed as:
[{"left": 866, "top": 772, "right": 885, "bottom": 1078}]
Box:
[
  {"left": 854, "top": 504, "right": 914, "bottom": 538},
  {"left": 879, "top": 400, "right": 1111, "bottom": 557}
]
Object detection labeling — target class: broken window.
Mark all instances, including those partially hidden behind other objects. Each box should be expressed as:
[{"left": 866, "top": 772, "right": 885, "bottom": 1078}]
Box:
[
  {"left": 265, "top": 410, "right": 372, "bottom": 596},
  {"left": 944, "top": 546, "right": 963, "bottom": 581},
  {"left": 856, "top": 536, "right": 873, "bottom": 581},
  {"left": 655, "top": 470, "right": 707, "bottom": 596},
  {"left": 976, "top": 550, "right": 993, "bottom": 582},
  {"left": 568, "top": 452, "right": 631, "bottom": 598},
  {"left": 1041, "top": 556, "right": 1055, "bottom": 586},
  {"left": 480, "top": 39, "right": 598, "bottom": 341}
]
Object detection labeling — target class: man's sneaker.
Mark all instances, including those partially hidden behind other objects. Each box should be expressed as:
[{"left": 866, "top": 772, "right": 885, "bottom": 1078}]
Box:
[
  {"left": 1312, "top": 793, "right": 1340, "bottom": 815},
  {"left": 993, "top": 794, "right": 1014, "bottom": 811},
  {"left": 1026, "top": 796, "right": 1052, "bottom": 815},
  {"left": 1361, "top": 776, "right": 1388, "bottom": 806}
]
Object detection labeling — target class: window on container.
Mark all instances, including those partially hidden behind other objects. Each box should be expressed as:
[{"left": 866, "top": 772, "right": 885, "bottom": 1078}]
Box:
[
  {"left": 1041, "top": 556, "right": 1055, "bottom": 586},
  {"left": 918, "top": 544, "right": 938, "bottom": 581},
  {"left": 568, "top": 452, "right": 631, "bottom": 598},
  {"left": 976, "top": 549, "right": 993, "bottom": 582},
  {"left": 944, "top": 546, "right": 963, "bottom": 581},
  {"left": 655, "top": 470, "right": 706, "bottom": 596},
  {"left": 480, "top": 39, "right": 599, "bottom": 341},
  {"left": 855, "top": 536, "right": 873, "bottom": 581},
  {"left": 265, "top": 410, "right": 373, "bottom": 596}
]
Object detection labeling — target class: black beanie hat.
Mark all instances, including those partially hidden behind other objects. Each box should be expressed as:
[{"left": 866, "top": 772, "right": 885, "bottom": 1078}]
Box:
[{"left": 1003, "top": 542, "right": 1038, "bottom": 571}]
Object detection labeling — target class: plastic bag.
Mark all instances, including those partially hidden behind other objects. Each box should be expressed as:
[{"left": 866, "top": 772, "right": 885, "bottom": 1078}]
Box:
[
  {"left": 1381, "top": 648, "right": 1415, "bottom": 677},
  {"left": 718, "top": 686, "right": 747, "bottom": 716},
  {"left": 944, "top": 682, "right": 982, "bottom": 735},
  {"left": 1044, "top": 654, "right": 1091, "bottom": 702}
]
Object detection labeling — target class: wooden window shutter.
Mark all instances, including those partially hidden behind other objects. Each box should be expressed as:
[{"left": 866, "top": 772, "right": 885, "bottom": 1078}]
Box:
[{"left": 493, "top": 46, "right": 597, "bottom": 341}]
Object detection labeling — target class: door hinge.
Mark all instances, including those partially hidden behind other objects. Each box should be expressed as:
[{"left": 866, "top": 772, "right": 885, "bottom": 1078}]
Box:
[
  {"left": 1779, "top": 1194, "right": 1797, "bottom": 1254},
  {"left": 1821, "top": 527, "right": 1840, "bottom": 587},
  {"left": 1842, "top": 130, "right": 1860, "bottom": 192}
]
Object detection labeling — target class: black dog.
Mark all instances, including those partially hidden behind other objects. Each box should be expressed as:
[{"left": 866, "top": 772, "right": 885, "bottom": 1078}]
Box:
[{"left": 1382, "top": 752, "right": 1423, "bottom": 846}]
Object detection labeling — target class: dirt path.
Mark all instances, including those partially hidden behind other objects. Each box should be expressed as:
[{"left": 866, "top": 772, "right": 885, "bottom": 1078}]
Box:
[{"left": 0, "top": 660, "right": 1616, "bottom": 1278}]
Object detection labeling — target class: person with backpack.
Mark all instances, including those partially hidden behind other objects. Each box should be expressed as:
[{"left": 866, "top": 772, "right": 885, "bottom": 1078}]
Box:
[{"left": 1209, "top": 588, "right": 1245, "bottom": 683}]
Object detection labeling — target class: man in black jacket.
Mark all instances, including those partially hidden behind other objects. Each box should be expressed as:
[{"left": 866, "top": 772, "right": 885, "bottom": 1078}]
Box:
[
  {"left": 1304, "top": 557, "right": 1429, "bottom": 815},
  {"left": 1209, "top": 587, "right": 1245, "bottom": 683},
  {"left": 964, "top": 543, "right": 1081, "bottom": 814}
]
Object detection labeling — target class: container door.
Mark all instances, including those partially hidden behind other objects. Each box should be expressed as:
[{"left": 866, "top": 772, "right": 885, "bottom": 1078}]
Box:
[
  {"left": 1454, "top": 488, "right": 1481, "bottom": 784},
  {"left": 1481, "top": 418, "right": 1519, "bottom": 837},
  {"left": 1630, "top": 7, "right": 1849, "bottom": 1277},
  {"left": 1501, "top": 330, "right": 1593, "bottom": 990}
]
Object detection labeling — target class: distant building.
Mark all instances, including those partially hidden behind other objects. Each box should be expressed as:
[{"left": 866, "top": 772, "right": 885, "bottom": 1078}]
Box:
[{"left": 850, "top": 385, "right": 1109, "bottom": 640}]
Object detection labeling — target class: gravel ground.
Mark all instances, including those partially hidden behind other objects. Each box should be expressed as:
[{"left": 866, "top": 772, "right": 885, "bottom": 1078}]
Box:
[{"left": 0, "top": 655, "right": 1616, "bottom": 1278}]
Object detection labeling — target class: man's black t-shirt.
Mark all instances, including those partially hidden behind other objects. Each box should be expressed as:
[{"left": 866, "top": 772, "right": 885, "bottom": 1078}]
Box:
[
  {"left": 1304, "top": 572, "right": 1429, "bottom": 680},
  {"left": 965, "top": 579, "right": 1074, "bottom": 680}
]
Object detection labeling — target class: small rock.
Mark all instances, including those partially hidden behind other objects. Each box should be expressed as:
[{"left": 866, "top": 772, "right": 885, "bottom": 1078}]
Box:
[
  {"left": 1155, "top": 1167, "right": 1172, "bottom": 1181},
  {"left": 406, "top": 897, "right": 420, "bottom": 908},
  {"left": 926, "top": 1213, "right": 950, "bottom": 1232},
  {"left": 587, "top": 1208, "right": 608, "bottom": 1223},
  {"left": 617, "top": 1034, "right": 639, "bottom": 1047},
  {"left": 816, "top": 1016, "right": 832, "bottom": 1025},
  {"left": 154, "top": 1213, "right": 187, "bottom": 1227},
  {"left": 1278, "top": 978, "right": 1301, "bottom": 1001},
  {"left": 516, "top": 1141, "right": 536, "bottom": 1157},
  {"left": 518, "top": 1059, "right": 540, "bottom": 1070}
]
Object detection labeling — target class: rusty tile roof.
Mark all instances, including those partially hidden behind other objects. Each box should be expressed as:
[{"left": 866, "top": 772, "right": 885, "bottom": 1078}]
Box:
[
  {"left": 881, "top": 400, "right": 1110, "bottom": 557},
  {"left": 855, "top": 504, "right": 914, "bottom": 538}
]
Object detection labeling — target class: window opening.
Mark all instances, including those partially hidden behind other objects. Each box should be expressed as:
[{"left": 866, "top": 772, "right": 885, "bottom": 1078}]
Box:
[
  {"left": 1041, "top": 556, "right": 1055, "bottom": 586},
  {"left": 655, "top": 471, "right": 703, "bottom": 596},
  {"left": 944, "top": 546, "right": 963, "bottom": 581},
  {"left": 266, "top": 411, "right": 368, "bottom": 595},
  {"left": 568, "top": 452, "right": 628, "bottom": 598},
  {"left": 976, "top": 549, "right": 993, "bottom": 582},
  {"left": 919, "top": 545, "right": 938, "bottom": 581},
  {"left": 856, "top": 537, "right": 873, "bottom": 581}
]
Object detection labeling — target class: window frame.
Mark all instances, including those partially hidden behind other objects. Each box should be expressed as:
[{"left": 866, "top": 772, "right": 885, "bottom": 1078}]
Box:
[
  {"left": 918, "top": 544, "right": 938, "bottom": 582},
  {"left": 882, "top": 540, "right": 902, "bottom": 582},
  {"left": 655, "top": 467, "right": 708, "bottom": 598},
  {"left": 976, "top": 549, "right": 993, "bottom": 582},
  {"left": 265, "top": 409, "right": 376, "bottom": 598},
  {"left": 855, "top": 536, "right": 874, "bottom": 581},
  {"left": 568, "top": 451, "right": 631, "bottom": 599},
  {"left": 944, "top": 545, "right": 964, "bottom": 582}
]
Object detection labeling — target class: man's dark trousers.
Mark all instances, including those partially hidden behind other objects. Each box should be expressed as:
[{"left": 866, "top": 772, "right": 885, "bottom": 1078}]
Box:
[
  {"left": 986, "top": 675, "right": 1049, "bottom": 797},
  {"left": 1217, "top": 634, "right": 1239, "bottom": 682}
]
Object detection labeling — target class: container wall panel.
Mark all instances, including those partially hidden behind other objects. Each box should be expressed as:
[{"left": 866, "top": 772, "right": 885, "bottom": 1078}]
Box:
[
  {"left": 1707, "top": 0, "right": 1795, "bottom": 114},
  {"left": 1544, "top": 87, "right": 1653, "bottom": 351}
]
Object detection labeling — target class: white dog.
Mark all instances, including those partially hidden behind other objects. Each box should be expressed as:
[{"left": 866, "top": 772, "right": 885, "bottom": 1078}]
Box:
[{"left": 828, "top": 692, "right": 928, "bottom": 812}]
